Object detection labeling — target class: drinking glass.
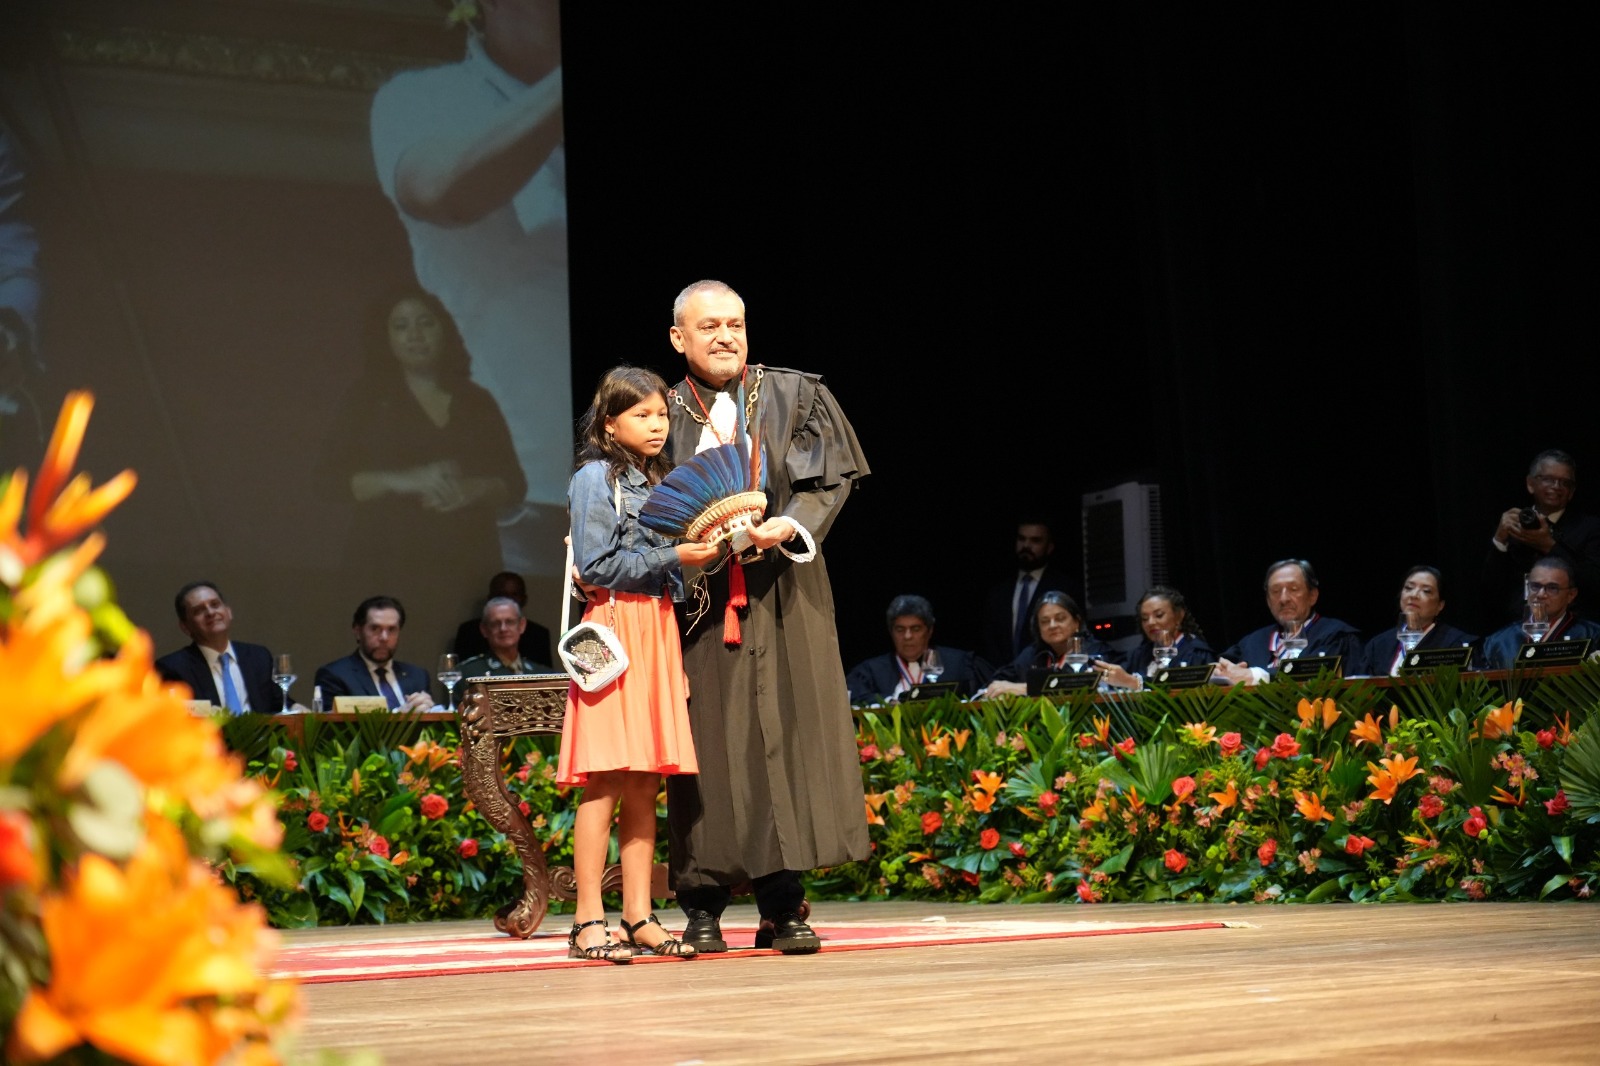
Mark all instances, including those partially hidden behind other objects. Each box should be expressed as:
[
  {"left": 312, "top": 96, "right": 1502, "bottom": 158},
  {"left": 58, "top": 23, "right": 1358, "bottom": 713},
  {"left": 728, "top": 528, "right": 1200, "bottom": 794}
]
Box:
[
  {"left": 438, "top": 653, "right": 463, "bottom": 712},
  {"left": 1280, "top": 623, "right": 1308, "bottom": 661},
  {"left": 921, "top": 648, "right": 944, "bottom": 685},
  {"left": 271, "top": 653, "right": 296, "bottom": 713},
  {"left": 1521, "top": 603, "right": 1549, "bottom": 644},
  {"left": 1151, "top": 629, "right": 1177, "bottom": 670},
  {"left": 1063, "top": 634, "right": 1090, "bottom": 673},
  {"left": 1397, "top": 613, "right": 1425, "bottom": 654}
]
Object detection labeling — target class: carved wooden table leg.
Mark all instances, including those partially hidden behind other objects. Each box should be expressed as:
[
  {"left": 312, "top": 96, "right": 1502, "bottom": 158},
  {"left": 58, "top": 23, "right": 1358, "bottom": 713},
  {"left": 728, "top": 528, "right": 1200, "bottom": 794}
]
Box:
[{"left": 457, "top": 676, "right": 569, "bottom": 938}]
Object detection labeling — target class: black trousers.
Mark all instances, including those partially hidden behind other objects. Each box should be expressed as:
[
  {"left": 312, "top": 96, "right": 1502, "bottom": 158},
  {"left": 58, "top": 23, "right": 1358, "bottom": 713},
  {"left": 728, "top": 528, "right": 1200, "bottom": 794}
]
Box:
[{"left": 676, "top": 869, "right": 804, "bottom": 920}]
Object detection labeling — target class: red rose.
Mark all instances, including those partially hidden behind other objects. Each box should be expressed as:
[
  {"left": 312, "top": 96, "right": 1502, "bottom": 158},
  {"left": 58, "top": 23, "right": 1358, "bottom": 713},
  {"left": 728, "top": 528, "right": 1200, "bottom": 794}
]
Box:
[
  {"left": 1254, "top": 747, "right": 1272, "bottom": 770},
  {"left": 1270, "top": 733, "right": 1301, "bottom": 759},
  {"left": 979, "top": 827, "right": 1001, "bottom": 850},
  {"left": 369, "top": 835, "right": 391, "bottom": 859},
  {"left": 518, "top": 800, "right": 532, "bottom": 817},
  {"left": 1257, "top": 838, "right": 1278, "bottom": 866},
  {"left": 0, "top": 810, "right": 39, "bottom": 890},
  {"left": 921, "top": 811, "right": 943, "bottom": 835},
  {"left": 1219, "top": 732, "right": 1243, "bottom": 757},
  {"left": 1418, "top": 794, "right": 1444, "bottom": 819},
  {"left": 961, "top": 871, "right": 980, "bottom": 886},
  {"left": 283, "top": 750, "right": 298, "bottom": 772},
  {"left": 1536, "top": 729, "right": 1556, "bottom": 750},
  {"left": 420, "top": 793, "right": 449, "bottom": 820},
  {"left": 1037, "top": 790, "right": 1060, "bottom": 812},
  {"left": 1171, "top": 776, "right": 1196, "bottom": 801},
  {"left": 1113, "top": 737, "right": 1136, "bottom": 760},
  {"left": 516, "top": 765, "right": 531, "bottom": 782},
  {"left": 859, "top": 743, "right": 879, "bottom": 763},
  {"left": 1344, "top": 835, "right": 1376, "bottom": 857},
  {"left": 306, "top": 811, "right": 329, "bottom": 833},
  {"left": 1163, "top": 849, "right": 1189, "bottom": 873},
  {"left": 458, "top": 838, "right": 479, "bottom": 858},
  {"left": 1009, "top": 841, "right": 1027, "bottom": 858},
  {"left": 1463, "top": 807, "right": 1487, "bottom": 838},
  {"left": 1077, "top": 734, "right": 1097, "bottom": 749},
  {"left": 1076, "top": 881, "right": 1102, "bottom": 903},
  {"left": 1545, "top": 790, "right": 1571, "bottom": 816}
]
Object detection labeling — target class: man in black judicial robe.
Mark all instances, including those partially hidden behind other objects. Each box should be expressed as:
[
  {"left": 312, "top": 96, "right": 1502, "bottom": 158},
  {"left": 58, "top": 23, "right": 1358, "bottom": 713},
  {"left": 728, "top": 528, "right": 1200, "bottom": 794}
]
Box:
[
  {"left": 846, "top": 594, "right": 994, "bottom": 703},
  {"left": 1215, "top": 559, "right": 1363, "bottom": 685}
]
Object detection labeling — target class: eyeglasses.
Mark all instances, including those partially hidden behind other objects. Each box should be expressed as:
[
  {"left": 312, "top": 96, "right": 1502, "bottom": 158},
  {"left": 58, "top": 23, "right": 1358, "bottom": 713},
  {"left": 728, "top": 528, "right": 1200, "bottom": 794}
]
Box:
[
  {"left": 1533, "top": 475, "right": 1575, "bottom": 489},
  {"left": 1526, "top": 582, "right": 1570, "bottom": 596}
]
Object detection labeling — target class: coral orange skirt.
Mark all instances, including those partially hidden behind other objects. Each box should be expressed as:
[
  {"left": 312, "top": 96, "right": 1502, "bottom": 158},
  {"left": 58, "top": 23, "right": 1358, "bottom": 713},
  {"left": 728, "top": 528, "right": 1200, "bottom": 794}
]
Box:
[{"left": 556, "top": 589, "right": 697, "bottom": 786}]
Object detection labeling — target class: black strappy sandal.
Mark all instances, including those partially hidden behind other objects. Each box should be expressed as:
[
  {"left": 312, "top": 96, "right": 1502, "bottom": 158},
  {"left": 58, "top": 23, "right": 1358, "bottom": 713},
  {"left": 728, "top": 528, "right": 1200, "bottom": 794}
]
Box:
[
  {"left": 568, "top": 918, "right": 633, "bottom": 964},
  {"left": 620, "top": 913, "right": 698, "bottom": 959}
]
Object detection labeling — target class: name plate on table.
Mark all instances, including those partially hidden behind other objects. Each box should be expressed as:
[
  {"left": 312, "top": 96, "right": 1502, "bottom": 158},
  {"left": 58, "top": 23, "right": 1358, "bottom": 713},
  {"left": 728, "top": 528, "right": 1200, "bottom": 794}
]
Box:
[
  {"left": 187, "top": 700, "right": 218, "bottom": 715},
  {"left": 333, "top": 696, "right": 391, "bottom": 713},
  {"left": 1518, "top": 638, "right": 1592, "bottom": 666},
  {"left": 1398, "top": 646, "right": 1473, "bottom": 675},
  {"left": 1039, "top": 671, "right": 1100, "bottom": 699},
  {"left": 1277, "top": 654, "right": 1343, "bottom": 679},
  {"left": 1154, "top": 663, "right": 1216, "bottom": 689},
  {"left": 897, "top": 681, "right": 958, "bottom": 702}
]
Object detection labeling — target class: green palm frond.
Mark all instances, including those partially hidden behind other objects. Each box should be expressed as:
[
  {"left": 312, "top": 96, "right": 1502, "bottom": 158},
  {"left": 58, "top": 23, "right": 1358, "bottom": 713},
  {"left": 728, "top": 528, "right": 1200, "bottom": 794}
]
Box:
[{"left": 1558, "top": 717, "right": 1600, "bottom": 821}]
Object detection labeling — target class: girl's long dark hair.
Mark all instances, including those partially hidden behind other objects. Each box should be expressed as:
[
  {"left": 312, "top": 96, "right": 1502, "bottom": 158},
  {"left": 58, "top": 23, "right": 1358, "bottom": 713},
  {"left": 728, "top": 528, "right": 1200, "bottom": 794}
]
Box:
[{"left": 575, "top": 365, "right": 674, "bottom": 485}]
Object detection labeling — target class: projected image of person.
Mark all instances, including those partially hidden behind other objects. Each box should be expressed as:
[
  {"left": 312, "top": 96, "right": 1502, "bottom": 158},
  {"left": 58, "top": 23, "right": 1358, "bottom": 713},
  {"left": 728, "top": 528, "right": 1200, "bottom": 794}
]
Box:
[
  {"left": 0, "top": 120, "right": 42, "bottom": 444},
  {"left": 320, "top": 288, "right": 525, "bottom": 652},
  {"left": 369, "top": 0, "right": 568, "bottom": 575}
]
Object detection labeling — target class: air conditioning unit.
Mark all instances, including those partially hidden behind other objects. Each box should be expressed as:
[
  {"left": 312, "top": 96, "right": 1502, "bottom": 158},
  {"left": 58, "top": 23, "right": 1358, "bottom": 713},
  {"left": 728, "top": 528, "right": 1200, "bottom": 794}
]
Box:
[{"left": 1081, "top": 481, "right": 1167, "bottom": 624}]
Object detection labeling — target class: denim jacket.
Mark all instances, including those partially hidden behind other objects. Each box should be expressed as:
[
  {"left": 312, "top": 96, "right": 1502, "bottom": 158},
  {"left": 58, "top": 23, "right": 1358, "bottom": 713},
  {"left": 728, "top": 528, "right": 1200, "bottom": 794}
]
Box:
[{"left": 568, "top": 460, "right": 685, "bottom": 600}]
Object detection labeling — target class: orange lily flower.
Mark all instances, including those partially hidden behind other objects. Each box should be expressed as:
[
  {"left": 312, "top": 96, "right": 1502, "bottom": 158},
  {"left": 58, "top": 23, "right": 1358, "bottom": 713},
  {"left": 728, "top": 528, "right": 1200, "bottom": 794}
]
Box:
[
  {"left": 921, "top": 724, "right": 952, "bottom": 758},
  {"left": 1080, "top": 799, "right": 1106, "bottom": 824},
  {"left": 952, "top": 728, "right": 972, "bottom": 752},
  {"left": 1125, "top": 786, "right": 1146, "bottom": 816},
  {"left": 864, "top": 791, "right": 887, "bottom": 825},
  {"left": 10, "top": 817, "right": 291, "bottom": 1066},
  {"left": 1297, "top": 697, "right": 1340, "bottom": 731},
  {"left": 1479, "top": 700, "right": 1521, "bottom": 740},
  {"left": 1377, "top": 753, "right": 1422, "bottom": 784},
  {"left": 968, "top": 789, "right": 996, "bottom": 814},
  {"left": 1349, "top": 712, "right": 1384, "bottom": 747},
  {"left": 1182, "top": 721, "right": 1217, "bottom": 745},
  {"left": 1, "top": 392, "right": 137, "bottom": 570},
  {"left": 399, "top": 738, "right": 455, "bottom": 772},
  {"left": 1489, "top": 783, "right": 1525, "bottom": 808},
  {"left": 1294, "top": 789, "right": 1336, "bottom": 822},
  {"left": 1208, "top": 779, "right": 1239, "bottom": 811},
  {"left": 1090, "top": 715, "right": 1111, "bottom": 745},
  {"left": 971, "top": 769, "right": 1004, "bottom": 796},
  {"left": 1366, "top": 769, "right": 1399, "bottom": 804}
]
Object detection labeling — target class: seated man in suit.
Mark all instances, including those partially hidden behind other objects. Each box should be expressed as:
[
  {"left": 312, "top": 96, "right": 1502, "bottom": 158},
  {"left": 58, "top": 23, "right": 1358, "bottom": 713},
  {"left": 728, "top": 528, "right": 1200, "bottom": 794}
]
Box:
[
  {"left": 155, "top": 580, "right": 285, "bottom": 714},
  {"left": 1477, "top": 557, "right": 1600, "bottom": 670},
  {"left": 314, "top": 595, "right": 434, "bottom": 711},
  {"left": 1482, "top": 449, "right": 1600, "bottom": 633},
  {"left": 457, "top": 596, "right": 549, "bottom": 677},
  {"left": 451, "top": 570, "right": 553, "bottom": 670},
  {"left": 847, "top": 594, "right": 993, "bottom": 704},
  {"left": 1214, "top": 559, "right": 1363, "bottom": 686}
]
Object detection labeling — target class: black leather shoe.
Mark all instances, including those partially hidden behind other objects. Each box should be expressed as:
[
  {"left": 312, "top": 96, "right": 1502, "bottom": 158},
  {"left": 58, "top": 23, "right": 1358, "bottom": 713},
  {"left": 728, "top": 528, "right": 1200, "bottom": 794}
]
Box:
[
  {"left": 754, "top": 912, "right": 821, "bottom": 954},
  {"left": 679, "top": 908, "right": 728, "bottom": 953}
]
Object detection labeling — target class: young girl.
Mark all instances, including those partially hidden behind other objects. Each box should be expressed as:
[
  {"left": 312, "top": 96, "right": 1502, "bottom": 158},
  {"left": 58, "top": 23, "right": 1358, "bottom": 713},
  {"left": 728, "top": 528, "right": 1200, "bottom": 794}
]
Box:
[{"left": 558, "top": 366, "right": 721, "bottom": 963}]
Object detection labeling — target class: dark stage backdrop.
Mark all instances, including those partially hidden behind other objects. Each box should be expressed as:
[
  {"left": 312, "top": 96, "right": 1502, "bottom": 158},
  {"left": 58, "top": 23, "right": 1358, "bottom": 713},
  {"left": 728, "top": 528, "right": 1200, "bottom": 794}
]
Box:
[{"left": 1, "top": 3, "right": 1594, "bottom": 690}]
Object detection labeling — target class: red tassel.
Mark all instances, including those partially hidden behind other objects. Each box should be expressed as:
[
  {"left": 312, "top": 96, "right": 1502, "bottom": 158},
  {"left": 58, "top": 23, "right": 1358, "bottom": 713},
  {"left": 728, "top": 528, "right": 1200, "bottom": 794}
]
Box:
[{"left": 724, "top": 557, "right": 747, "bottom": 646}]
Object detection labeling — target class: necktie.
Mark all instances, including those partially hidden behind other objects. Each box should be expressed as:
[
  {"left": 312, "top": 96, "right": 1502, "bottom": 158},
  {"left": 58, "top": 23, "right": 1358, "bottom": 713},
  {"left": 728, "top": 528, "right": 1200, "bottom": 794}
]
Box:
[
  {"left": 375, "top": 666, "right": 402, "bottom": 710},
  {"left": 1013, "top": 574, "right": 1035, "bottom": 652},
  {"left": 219, "top": 651, "right": 243, "bottom": 714}
]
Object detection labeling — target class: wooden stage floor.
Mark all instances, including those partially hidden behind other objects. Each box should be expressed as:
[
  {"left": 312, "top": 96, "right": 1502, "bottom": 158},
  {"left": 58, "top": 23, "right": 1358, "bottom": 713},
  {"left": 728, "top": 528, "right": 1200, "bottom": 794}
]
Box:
[{"left": 289, "top": 899, "right": 1600, "bottom": 1065}]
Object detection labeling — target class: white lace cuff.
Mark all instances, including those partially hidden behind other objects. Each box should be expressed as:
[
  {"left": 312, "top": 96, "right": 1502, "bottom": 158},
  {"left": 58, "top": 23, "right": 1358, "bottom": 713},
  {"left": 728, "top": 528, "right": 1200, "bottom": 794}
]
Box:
[{"left": 777, "top": 518, "right": 817, "bottom": 563}]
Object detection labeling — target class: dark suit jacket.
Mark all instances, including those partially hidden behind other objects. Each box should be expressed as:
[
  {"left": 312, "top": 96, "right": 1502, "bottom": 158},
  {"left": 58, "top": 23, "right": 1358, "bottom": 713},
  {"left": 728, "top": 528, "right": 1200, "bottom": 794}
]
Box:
[
  {"left": 1482, "top": 511, "right": 1600, "bottom": 629},
  {"left": 980, "top": 564, "right": 1079, "bottom": 667},
  {"left": 1476, "top": 614, "right": 1600, "bottom": 671},
  {"left": 313, "top": 652, "right": 432, "bottom": 707},
  {"left": 452, "top": 615, "right": 554, "bottom": 671},
  {"left": 1222, "top": 616, "right": 1364, "bottom": 675},
  {"left": 1117, "top": 633, "right": 1219, "bottom": 676},
  {"left": 1357, "top": 622, "right": 1478, "bottom": 677},
  {"left": 846, "top": 646, "right": 994, "bottom": 703},
  {"left": 155, "top": 641, "right": 284, "bottom": 713}
]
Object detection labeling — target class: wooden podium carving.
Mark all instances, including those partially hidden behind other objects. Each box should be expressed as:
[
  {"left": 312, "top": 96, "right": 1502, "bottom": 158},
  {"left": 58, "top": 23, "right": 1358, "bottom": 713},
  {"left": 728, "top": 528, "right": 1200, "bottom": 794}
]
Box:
[{"left": 456, "top": 674, "right": 571, "bottom": 938}]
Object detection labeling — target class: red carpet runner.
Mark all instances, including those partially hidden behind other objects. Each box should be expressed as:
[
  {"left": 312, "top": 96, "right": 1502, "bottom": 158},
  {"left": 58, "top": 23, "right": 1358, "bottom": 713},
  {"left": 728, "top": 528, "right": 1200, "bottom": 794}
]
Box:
[{"left": 273, "top": 916, "right": 1232, "bottom": 983}]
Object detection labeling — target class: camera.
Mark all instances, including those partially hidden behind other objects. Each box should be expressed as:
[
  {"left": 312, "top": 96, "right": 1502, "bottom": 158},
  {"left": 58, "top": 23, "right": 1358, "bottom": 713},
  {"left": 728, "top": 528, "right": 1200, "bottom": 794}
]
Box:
[{"left": 1519, "top": 507, "right": 1541, "bottom": 530}]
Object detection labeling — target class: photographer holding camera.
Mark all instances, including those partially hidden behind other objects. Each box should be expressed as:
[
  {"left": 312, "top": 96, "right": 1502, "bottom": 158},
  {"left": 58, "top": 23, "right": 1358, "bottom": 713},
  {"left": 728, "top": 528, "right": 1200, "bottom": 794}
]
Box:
[{"left": 1482, "top": 449, "right": 1600, "bottom": 632}]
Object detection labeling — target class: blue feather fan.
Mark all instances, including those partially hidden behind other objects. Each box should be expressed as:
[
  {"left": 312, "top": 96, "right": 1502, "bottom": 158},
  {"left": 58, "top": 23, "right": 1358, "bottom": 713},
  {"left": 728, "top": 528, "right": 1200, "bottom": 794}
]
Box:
[{"left": 640, "top": 438, "right": 768, "bottom": 543}]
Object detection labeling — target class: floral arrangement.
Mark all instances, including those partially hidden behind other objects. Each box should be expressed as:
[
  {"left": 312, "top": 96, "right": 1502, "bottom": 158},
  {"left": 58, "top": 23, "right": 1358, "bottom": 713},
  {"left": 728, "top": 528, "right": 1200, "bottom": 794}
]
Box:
[
  {"left": 1, "top": 393, "right": 299, "bottom": 1064},
  {"left": 222, "top": 725, "right": 584, "bottom": 928},
  {"left": 833, "top": 675, "right": 1600, "bottom": 906}
]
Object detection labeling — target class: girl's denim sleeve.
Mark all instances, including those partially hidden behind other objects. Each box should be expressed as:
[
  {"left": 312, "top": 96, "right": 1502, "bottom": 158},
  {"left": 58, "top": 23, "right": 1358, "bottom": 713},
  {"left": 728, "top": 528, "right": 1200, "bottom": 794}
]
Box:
[{"left": 568, "top": 462, "right": 680, "bottom": 594}]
